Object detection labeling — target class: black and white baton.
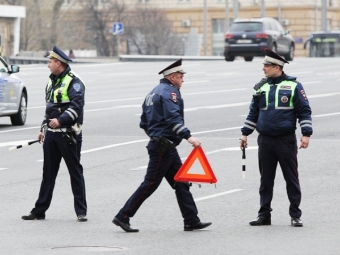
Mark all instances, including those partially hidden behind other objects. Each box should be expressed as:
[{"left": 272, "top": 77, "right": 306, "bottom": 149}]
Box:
[
  {"left": 242, "top": 146, "right": 246, "bottom": 179},
  {"left": 8, "top": 140, "right": 40, "bottom": 151}
]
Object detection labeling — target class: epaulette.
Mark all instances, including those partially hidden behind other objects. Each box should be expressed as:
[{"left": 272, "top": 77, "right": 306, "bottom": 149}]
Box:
[
  {"left": 285, "top": 74, "right": 297, "bottom": 82},
  {"left": 68, "top": 71, "right": 75, "bottom": 78},
  {"left": 253, "top": 78, "right": 267, "bottom": 90}
]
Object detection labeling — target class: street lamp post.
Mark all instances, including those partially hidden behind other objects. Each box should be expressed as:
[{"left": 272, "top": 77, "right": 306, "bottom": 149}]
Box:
[
  {"left": 203, "top": 0, "right": 207, "bottom": 55},
  {"left": 261, "top": 0, "right": 265, "bottom": 18},
  {"left": 225, "top": 0, "right": 229, "bottom": 33}
]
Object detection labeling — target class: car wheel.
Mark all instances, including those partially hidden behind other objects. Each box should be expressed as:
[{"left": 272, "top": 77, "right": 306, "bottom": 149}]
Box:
[
  {"left": 244, "top": 56, "right": 254, "bottom": 62},
  {"left": 284, "top": 44, "right": 294, "bottom": 61},
  {"left": 10, "top": 92, "right": 27, "bottom": 126},
  {"left": 225, "top": 55, "right": 235, "bottom": 62}
]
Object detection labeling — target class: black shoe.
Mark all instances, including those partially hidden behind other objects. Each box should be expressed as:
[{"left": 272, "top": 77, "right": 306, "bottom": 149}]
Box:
[
  {"left": 249, "top": 216, "right": 271, "bottom": 226},
  {"left": 112, "top": 217, "right": 139, "bottom": 232},
  {"left": 184, "top": 221, "right": 212, "bottom": 231},
  {"left": 77, "top": 215, "right": 87, "bottom": 222},
  {"left": 21, "top": 213, "right": 45, "bottom": 220},
  {"left": 291, "top": 217, "right": 303, "bottom": 227}
]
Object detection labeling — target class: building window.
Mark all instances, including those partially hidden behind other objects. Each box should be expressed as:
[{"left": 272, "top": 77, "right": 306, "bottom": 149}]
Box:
[{"left": 212, "top": 19, "right": 225, "bottom": 34}]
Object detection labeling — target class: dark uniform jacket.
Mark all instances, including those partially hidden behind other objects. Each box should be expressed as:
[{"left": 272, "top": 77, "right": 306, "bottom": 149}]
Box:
[
  {"left": 140, "top": 78, "right": 191, "bottom": 144},
  {"left": 42, "top": 66, "right": 85, "bottom": 129},
  {"left": 241, "top": 72, "right": 313, "bottom": 137}
]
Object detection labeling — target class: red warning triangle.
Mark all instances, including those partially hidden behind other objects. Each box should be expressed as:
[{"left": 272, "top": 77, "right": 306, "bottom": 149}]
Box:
[{"left": 174, "top": 146, "right": 217, "bottom": 184}]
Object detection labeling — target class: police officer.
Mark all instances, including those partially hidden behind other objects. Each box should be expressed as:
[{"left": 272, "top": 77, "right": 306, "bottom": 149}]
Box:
[
  {"left": 113, "top": 59, "right": 212, "bottom": 232},
  {"left": 22, "top": 46, "right": 87, "bottom": 222},
  {"left": 239, "top": 49, "right": 312, "bottom": 227}
]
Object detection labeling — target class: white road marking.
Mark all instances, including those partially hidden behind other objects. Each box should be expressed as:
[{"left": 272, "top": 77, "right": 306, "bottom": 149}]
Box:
[
  {"left": 194, "top": 189, "right": 243, "bottom": 202},
  {"left": 130, "top": 146, "right": 258, "bottom": 171},
  {"left": 313, "top": 112, "right": 340, "bottom": 118},
  {"left": 185, "top": 102, "right": 249, "bottom": 111},
  {"left": 0, "top": 127, "right": 40, "bottom": 133},
  {"left": 184, "top": 80, "right": 209, "bottom": 84},
  {"left": 304, "top": 81, "right": 322, "bottom": 84},
  {"left": 0, "top": 140, "right": 32, "bottom": 147},
  {"left": 185, "top": 88, "right": 247, "bottom": 95},
  {"left": 85, "top": 105, "right": 140, "bottom": 112},
  {"left": 193, "top": 127, "right": 241, "bottom": 135},
  {"left": 308, "top": 92, "right": 340, "bottom": 98},
  {"left": 0, "top": 168, "right": 8, "bottom": 171}
]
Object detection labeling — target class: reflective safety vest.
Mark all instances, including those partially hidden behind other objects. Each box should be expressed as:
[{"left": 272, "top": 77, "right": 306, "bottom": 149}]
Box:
[
  {"left": 46, "top": 71, "right": 85, "bottom": 103},
  {"left": 254, "top": 80, "right": 297, "bottom": 110}
]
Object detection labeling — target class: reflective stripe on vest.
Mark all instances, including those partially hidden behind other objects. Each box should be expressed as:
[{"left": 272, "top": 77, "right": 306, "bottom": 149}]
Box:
[
  {"left": 46, "top": 71, "right": 85, "bottom": 103},
  {"left": 254, "top": 80, "right": 297, "bottom": 110}
]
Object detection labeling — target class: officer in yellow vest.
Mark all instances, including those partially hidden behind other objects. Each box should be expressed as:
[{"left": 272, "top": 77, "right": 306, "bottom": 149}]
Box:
[
  {"left": 22, "top": 46, "right": 87, "bottom": 222},
  {"left": 239, "top": 48, "right": 312, "bottom": 227}
]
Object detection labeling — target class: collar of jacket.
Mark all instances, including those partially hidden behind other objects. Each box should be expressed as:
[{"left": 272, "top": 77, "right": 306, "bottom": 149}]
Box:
[
  {"left": 49, "top": 65, "right": 71, "bottom": 82},
  {"left": 160, "top": 77, "right": 173, "bottom": 85},
  {"left": 267, "top": 71, "right": 287, "bottom": 85}
]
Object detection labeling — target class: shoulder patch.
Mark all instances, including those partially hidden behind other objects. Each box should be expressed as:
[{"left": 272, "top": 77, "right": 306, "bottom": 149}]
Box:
[
  {"left": 170, "top": 92, "right": 177, "bottom": 102},
  {"left": 73, "top": 83, "right": 81, "bottom": 92},
  {"left": 300, "top": 90, "right": 307, "bottom": 100}
]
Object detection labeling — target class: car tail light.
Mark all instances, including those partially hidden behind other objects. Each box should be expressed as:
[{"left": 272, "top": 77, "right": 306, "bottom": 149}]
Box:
[
  {"left": 225, "top": 33, "right": 234, "bottom": 39},
  {"left": 256, "top": 33, "right": 269, "bottom": 38}
]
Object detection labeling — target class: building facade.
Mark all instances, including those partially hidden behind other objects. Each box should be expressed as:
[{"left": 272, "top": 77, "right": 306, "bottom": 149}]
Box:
[{"left": 117, "top": 0, "right": 340, "bottom": 56}]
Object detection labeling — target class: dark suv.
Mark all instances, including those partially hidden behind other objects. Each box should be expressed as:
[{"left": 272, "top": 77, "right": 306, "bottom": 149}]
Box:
[{"left": 224, "top": 17, "right": 295, "bottom": 62}]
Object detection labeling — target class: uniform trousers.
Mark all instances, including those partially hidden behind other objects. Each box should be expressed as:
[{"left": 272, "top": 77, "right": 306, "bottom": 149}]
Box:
[
  {"left": 257, "top": 133, "right": 301, "bottom": 218},
  {"left": 116, "top": 140, "right": 200, "bottom": 225},
  {"left": 31, "top": 130, "right": 87, "bottom": 216}
]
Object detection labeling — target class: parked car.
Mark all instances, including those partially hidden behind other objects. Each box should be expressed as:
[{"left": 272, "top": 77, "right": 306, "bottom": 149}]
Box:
[
  {"left": 0, "top": 56, "right": 27, "bottom": 125},
  {"left": 224, "top": 17, "right": 295, "bottom": 62}
]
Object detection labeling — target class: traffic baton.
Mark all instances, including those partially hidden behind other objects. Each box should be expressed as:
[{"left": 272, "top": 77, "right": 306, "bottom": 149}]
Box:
[
  {"left": 242, "top": 146, "right": 246, "bottom": 179},
  {"left": 9, "top": 139, "right": 40, "bottom": 151}
]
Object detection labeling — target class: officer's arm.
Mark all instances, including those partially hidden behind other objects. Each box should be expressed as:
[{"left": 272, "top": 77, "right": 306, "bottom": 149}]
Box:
[
  {"left": 59, "top": 79, "right": 85, "bottom": 126},
  {"left": 139, "top": 104, "right": 148, "bottom": 134},
  {"left": 293, "top": 83, "right": 313, "bottom": 137},
  {"left": 241, "top": 97, "right": 260, "bottom": 137},
  {"left": 162, "top": 93, "right": 191, "bottom": 139}
]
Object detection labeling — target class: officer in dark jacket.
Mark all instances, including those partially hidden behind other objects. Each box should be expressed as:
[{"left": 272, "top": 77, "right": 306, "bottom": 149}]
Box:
[
  {"left": 239, "top": 49, "right": 312, "bottom": 227},
  {"left": 22, "top": 46, "right": 87, "bottom": 222},
  {"left": 113, "top": 59, "right": 212, "bottom": 232}
]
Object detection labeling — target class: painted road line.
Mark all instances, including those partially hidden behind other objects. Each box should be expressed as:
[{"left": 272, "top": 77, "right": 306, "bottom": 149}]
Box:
[
  {"left": 313, "top": 112, "right": 340, "bottom": 118},
  {"left": 130, "top": 146, "right": 258, "bottom": 171},
  {"left": 0, "top": 168, "right": 8, "bottom": 171},
  {"left": 195, "top": 189, "right": 243, "bottom": 202}
]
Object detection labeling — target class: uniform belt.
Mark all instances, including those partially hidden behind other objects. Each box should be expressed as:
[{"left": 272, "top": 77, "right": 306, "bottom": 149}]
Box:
[{"left": 47, "top": 128, "right": 68, "bottom": 132}]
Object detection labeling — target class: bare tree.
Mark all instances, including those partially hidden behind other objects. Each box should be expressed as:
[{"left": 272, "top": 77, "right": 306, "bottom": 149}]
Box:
[
  {"left": 1, "top": 0, "right": 67, "bottom": 51},
  {"left": 49, "top": 0, "right": 64, "bottom": 46},
  {"left": 125, "top": 7, "right": 182, "bottom": 55},
  {"left": 80, "top": 0, "right": 125, "bottom": 56}
]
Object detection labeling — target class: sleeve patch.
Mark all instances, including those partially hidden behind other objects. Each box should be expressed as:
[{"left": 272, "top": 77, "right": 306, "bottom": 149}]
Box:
[
  {"left": 170, "top": 92, "right": 177, "bottom": 102},
  {"left": 300, "top": 90, "right": 307, "bottom": 100},
  {"left": 73, "top": 83, "right": 81, "bottom": 92}
]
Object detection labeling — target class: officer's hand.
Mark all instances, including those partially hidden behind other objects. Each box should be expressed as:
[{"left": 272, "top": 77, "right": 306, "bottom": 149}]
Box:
[
  {"left": 38, "top": 132, "right": 44, "bottom": 143},
  {"left": 49, "top": 118, "right": 60, "bottom": 129},
  {"left": 188, "top": 136, "right": 201, "bottom": 148},
  {"left": 239, "top": 135, "right": 248, "bottom": 150},
  {"left": 299, "top": 136, "right": 310, "bottom": 149}
]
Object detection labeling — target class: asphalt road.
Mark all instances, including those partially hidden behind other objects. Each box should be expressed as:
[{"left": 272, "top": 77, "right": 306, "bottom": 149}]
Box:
[{"left": 0, "top": 57, "right": 339, "bottom": 255}]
